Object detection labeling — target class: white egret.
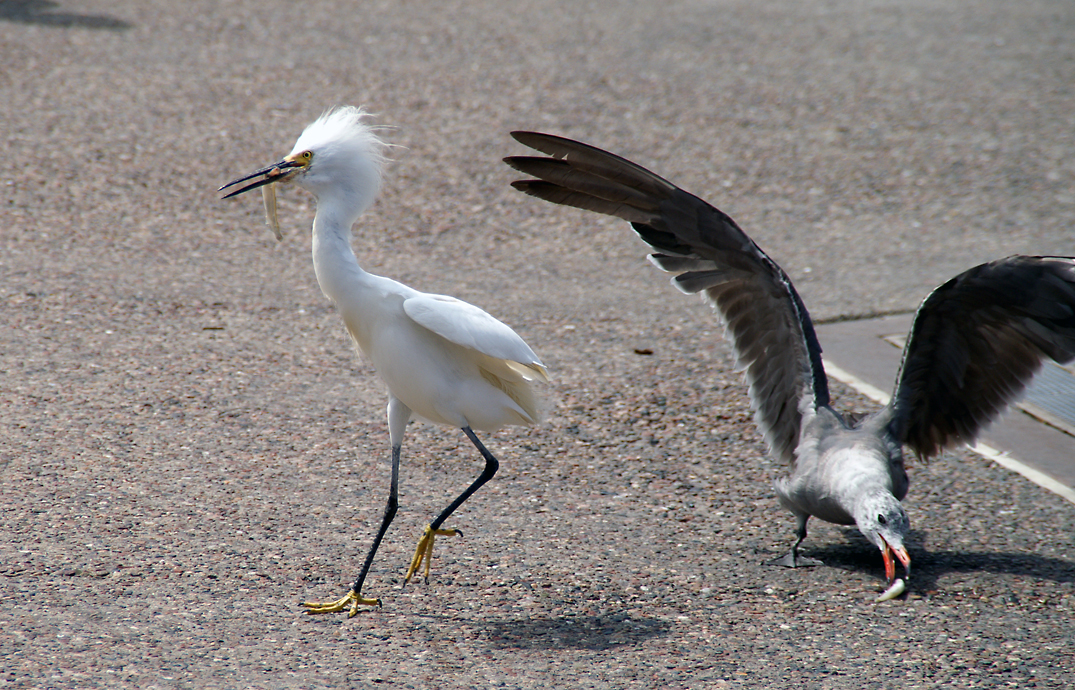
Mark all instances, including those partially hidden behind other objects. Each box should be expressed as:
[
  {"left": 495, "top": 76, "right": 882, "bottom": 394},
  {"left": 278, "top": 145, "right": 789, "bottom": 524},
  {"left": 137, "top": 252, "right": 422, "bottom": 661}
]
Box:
[
  {"left": 506, "top": 131, "right": 1075, "bottom": 594},
  {"left": 220, "top": 107, "right": 548, "bottom": 616}
]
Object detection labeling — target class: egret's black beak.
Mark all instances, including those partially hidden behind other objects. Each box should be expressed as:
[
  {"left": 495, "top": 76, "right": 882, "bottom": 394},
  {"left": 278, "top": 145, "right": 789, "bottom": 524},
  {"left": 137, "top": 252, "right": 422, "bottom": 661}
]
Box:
[{"left": 219, "top": 158, "right": 304, "bottom": 199}]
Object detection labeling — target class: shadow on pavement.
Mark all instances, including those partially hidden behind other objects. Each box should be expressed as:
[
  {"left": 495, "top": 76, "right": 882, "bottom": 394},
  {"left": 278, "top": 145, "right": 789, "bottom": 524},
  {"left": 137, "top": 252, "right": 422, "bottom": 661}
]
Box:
[
  {"left": 483, "top": 613, "right": 672, "bottom": 651},
  {"left": 908, "top": 549, "right": 1075, "bottom": 591},
  {"left": 803, "top": 528, "right": 1075, "bottom": 594},
  {"left": 0, "top": 0, "right": 131, "bottom": 30}
]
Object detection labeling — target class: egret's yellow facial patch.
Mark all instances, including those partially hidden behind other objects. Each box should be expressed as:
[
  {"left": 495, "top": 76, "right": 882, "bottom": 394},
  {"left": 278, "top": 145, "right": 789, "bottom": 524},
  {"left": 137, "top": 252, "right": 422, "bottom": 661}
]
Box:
[{"left": 285, "top": 150, "right": 314, "bottom": 167}]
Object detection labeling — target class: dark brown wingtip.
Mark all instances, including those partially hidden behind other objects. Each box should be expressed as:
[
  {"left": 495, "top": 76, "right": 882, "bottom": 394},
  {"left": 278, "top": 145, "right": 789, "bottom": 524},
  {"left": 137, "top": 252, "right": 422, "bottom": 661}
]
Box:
[
  {"left": 509, "top": 131, "right": 600, "bottom": 160},
  {"left": 503, "top": 155, "right": 544, "bottom": 174},
  {"left": 510, "top": 130, "right": 559, "bottom": 149},
  {"left": 509, "top": 179, "right": 537, "bottom": 192},
  {"left": 508, "top": 179, "right": 572, "bottom": 206}
]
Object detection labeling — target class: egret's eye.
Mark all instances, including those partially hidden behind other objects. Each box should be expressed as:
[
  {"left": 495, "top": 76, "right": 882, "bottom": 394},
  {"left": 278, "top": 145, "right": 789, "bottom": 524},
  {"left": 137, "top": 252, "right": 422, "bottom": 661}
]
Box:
[
  {"left": 301, "top": 151, "right": 312, "bottom": 160},
  {"left": 877, "top": 514, "right": 887, "bottom": 525}
]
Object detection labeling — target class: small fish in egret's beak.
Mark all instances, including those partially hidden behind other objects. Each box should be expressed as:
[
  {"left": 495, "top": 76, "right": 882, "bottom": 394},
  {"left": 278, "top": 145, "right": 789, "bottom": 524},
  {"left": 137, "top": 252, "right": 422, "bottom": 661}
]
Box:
[
  {"left": 219, "top": 151, "right": 313, "bottom": 241},
  {"left": 261, "top": 185, "right": 281, "bottom": 241}
]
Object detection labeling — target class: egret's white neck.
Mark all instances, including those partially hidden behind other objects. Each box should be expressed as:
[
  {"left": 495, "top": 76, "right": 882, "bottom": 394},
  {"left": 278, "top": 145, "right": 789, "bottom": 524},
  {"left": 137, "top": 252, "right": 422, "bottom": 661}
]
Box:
[{"left": 310, "top": 195, "right": 371, "bottom": 304}]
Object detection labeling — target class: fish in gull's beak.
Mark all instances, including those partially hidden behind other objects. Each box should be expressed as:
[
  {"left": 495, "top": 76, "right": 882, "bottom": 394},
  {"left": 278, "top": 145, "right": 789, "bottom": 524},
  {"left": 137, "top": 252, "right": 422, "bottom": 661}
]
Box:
[{"left": 880, "top": 536, "right": 911, "bottom": 583}]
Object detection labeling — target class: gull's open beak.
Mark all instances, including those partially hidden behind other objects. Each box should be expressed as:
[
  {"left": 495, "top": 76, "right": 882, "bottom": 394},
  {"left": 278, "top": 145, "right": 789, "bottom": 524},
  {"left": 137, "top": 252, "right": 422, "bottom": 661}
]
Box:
[
  {"left": 219, "top": 156, "right": 306, "bottom": 199},
  {"left": 880, "top": 538, "right": 911, "bottom": 583}
]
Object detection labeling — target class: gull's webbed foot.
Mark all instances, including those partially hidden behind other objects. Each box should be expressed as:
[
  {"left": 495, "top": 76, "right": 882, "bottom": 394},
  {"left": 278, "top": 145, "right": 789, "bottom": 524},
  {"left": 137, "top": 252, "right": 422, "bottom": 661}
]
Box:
[
  {"left": 769, "top": 551, "right": 823, "bottom": 568},
  {"left": 404, "top": 524, "right": 460, "bottom": 585},
  {"left": 302, "top": 589, "right": 381, "bottom": 617}
]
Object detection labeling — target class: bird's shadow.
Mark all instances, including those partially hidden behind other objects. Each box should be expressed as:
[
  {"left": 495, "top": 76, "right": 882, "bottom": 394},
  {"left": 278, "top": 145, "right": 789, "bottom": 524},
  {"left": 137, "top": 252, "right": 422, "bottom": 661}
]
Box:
[
  {"left": 802, "top": 528, "right": 1075, "bottom": 593},
  {"left": 481, "top": 612, "right": 672, "bottom": 651},
  {"left": 0, "top": 0, "right": 131, "bottom": 30}
]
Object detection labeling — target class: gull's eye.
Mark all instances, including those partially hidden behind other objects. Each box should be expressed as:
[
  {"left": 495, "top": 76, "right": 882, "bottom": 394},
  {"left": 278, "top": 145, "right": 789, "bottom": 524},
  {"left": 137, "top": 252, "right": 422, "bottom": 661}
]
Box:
[{"left": 877, "top": 514, "right": 887, "bottom": 525}]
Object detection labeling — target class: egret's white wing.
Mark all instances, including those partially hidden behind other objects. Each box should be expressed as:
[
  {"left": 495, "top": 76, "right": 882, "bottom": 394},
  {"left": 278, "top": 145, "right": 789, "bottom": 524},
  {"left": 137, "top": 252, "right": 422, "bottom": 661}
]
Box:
[
  {"left": 506, "top": 132, "right": 827, "bottom": 465},
  {"left": 403, "top": 294, "right": 548, "bottom": 380}
]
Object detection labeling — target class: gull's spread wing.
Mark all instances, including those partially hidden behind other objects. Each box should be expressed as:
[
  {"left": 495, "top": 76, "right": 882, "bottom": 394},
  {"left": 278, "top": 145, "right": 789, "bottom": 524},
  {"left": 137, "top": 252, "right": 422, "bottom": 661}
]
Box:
[{"left": 507, "top": 132, "right": 828, "bottom": 464}]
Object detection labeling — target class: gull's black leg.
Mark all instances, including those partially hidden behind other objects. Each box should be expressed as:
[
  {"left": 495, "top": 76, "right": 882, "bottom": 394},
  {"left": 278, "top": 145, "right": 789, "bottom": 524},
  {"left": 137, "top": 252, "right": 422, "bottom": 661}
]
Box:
[{"left": 770, "top": 512, "right": 822, "bottom": 568}]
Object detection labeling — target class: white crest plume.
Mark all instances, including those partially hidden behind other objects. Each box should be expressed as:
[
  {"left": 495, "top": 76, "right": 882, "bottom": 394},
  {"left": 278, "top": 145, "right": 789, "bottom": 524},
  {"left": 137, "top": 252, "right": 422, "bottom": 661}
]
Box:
[{"left": 290, "top": 106, "right": 387, "bottom": 165}]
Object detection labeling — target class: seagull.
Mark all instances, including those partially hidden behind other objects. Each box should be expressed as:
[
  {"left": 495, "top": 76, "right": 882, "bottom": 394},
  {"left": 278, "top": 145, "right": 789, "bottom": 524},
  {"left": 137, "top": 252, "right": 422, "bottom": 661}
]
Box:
[
  {"left": 505, "top": 131, "right": 1075, "bottom": 595},
  {"left": 219, "top": 107, "right": 548, "bottom": 616}
]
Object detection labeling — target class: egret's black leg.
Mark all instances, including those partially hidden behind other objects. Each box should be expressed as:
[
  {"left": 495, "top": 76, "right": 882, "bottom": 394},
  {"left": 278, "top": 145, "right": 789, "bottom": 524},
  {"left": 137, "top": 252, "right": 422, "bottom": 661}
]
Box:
[
  {"left": 302, "top": 444, "right": 402, "bottom": 617},
  {"left": 348, "top": 444, "right": 402, "bottom": 594},
  {"left": 770, "top": 512, "right": 822, "bottom": 568},
  {"left": 431, "top": 427, "right": 499, "bottom": 530},
  {"left": 404, "top": 426, "right": 499, "bottom": 584}
]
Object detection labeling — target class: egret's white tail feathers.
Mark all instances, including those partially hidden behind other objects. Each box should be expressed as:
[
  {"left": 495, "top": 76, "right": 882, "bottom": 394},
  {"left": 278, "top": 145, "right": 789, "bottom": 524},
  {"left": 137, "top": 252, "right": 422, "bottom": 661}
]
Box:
[
  {"left": 478, "top": 357, "right": 547, "bottom": 425},
  {"left": 506, "top": 360, "right": 550, "bottom": 383}
]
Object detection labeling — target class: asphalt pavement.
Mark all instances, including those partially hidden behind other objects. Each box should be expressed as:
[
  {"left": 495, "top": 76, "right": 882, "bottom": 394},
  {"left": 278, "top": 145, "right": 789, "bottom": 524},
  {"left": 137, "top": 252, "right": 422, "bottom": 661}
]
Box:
[{"left": 2, "top": 1, "right": 1074, "bottom": 688}]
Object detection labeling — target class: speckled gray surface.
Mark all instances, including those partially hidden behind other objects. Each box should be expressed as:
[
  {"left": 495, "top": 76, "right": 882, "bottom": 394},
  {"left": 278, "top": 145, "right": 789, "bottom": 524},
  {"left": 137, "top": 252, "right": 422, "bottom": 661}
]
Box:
[{"left": 2, "top": 1, "right": 1074, "bottom": 688}]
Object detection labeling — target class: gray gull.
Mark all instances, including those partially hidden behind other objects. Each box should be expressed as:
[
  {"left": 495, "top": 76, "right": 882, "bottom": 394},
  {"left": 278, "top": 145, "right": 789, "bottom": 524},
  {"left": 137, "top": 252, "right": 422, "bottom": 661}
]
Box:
[{"left": 505, "top": 131, "right": 1075, "bottom": 592}]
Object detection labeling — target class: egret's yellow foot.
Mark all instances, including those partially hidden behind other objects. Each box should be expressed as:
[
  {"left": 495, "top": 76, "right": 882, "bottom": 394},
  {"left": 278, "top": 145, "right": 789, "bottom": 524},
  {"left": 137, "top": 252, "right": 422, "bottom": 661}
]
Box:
[
  {"left": 404, "top": 524, "right": 460, "bottom": 584},
  {"left": 302, "top": 589, "right": 381, "bottom": 617}
]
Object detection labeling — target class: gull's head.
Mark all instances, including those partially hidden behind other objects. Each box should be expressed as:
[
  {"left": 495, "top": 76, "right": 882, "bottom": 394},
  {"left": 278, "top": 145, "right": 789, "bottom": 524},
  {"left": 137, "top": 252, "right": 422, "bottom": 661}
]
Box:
[
  {"left": 854, "top": 490, "right": 911, "bottom": 584},
  {"left": 220, "top": 106, "right": 386, "bottom": 213}
]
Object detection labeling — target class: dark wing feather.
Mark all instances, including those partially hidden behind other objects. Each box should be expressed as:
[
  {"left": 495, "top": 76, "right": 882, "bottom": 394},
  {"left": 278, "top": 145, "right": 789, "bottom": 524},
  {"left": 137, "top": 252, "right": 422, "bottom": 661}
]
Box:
[
  {"left": 506, "top": 131, "right": 829, "bottom": 465},
  {"left": 888, "top": 256, "right": 1075, "bottom": 459}
]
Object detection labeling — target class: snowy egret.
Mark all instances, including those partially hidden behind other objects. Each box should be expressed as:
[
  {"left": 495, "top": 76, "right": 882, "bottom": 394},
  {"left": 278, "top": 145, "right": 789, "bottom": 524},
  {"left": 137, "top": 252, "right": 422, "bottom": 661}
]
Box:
[
  {"left": 220, "top": 108, "right": 548, "bottom": 616},
  {"left": 506, "top": 131, "right": 1075, "bottom": 592}
]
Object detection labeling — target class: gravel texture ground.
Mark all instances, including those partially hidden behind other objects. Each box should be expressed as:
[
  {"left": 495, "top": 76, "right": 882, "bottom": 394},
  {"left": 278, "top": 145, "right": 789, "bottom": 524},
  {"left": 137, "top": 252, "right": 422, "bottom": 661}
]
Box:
[{"left": 2, "top": 1, "right": 1074, "bottom": 688}]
